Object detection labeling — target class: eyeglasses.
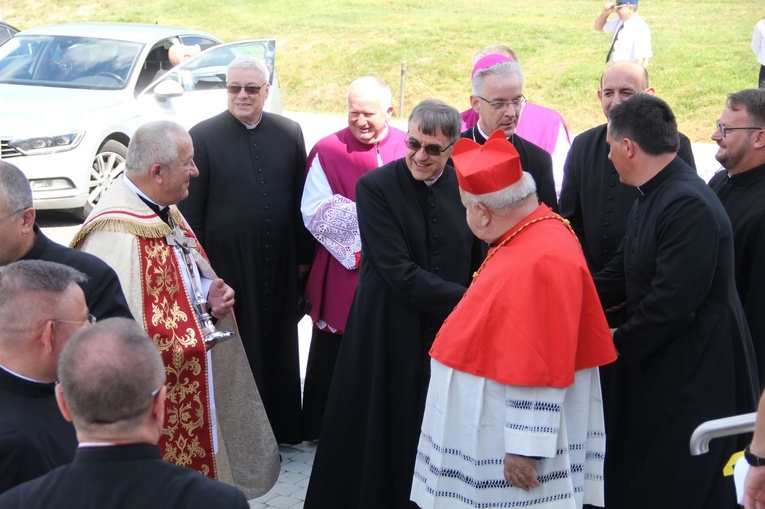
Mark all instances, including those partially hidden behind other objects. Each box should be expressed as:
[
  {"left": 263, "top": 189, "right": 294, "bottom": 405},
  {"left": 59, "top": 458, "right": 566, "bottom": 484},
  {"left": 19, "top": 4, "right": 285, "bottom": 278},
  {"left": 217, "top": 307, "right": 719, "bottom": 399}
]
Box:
[
  {"left": 405, "top": 138, "right": 455, "bottom": 156},
  {"left": 226, "top": 81, "right": 267, "bottom": 95},
  {"left": 0, "top": 207, "right": 27, "bottom": 223},
  {"left": 716, "top": 120, "right": 763, "bottom": 138},
  {"left": 53, "top": 314, "right": 97, "bottom": 328},
  {"left": 475, "top": 95, "right": 525, "bottom": 112},
  {"left": 150, "top": 386, "right": 163, "bottom": 398}
]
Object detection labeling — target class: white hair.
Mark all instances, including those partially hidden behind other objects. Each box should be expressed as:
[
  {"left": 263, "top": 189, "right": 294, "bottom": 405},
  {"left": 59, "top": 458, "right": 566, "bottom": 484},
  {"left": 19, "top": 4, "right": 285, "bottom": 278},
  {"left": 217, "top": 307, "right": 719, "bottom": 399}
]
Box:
[{"left": 460, "top": 171, "right": 537, "bottom": 214}]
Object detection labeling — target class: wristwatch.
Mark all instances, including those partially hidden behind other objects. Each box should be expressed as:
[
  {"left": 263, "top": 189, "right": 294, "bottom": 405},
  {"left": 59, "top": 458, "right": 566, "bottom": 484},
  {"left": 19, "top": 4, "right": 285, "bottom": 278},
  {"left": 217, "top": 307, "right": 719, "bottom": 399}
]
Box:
[{"left": 745, "top": 445, "right": 765, "bottom": 467}]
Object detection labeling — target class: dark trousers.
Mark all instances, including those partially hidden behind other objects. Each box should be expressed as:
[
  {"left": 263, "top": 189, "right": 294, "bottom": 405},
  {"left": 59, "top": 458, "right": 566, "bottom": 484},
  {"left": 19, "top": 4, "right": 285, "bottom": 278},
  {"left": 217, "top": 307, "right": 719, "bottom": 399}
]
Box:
[{"left": 759, "top": 65, "right": 765, "bottom": 89}]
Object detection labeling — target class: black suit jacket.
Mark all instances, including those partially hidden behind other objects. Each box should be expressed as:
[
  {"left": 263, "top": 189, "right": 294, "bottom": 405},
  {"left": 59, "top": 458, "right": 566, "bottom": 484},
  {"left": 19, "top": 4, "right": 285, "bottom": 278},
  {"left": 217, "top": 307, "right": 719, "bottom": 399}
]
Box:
[
  {"left": 0, "top": 443, "right": 249, "bottom": 509},
  {"left": 0, "top": 368, "right": 77, "bottom": 496},
  {"left": 21, "top": 225, "right": 132, "bottom": 320}
]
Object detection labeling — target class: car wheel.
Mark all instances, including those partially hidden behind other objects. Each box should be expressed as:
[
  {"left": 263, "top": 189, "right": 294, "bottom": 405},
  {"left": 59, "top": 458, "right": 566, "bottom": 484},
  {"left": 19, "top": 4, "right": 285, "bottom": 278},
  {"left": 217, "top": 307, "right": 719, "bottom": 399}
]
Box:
[{"left": 75, "top": 139, "right": 127, "bottom": 221}]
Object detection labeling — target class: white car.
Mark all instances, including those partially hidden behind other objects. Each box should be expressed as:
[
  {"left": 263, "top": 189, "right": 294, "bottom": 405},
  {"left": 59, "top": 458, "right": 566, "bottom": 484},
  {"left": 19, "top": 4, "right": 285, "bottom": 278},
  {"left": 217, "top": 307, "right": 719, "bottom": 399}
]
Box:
[{"left": 0, "top": 22, "right": 280, "bottom": 219}]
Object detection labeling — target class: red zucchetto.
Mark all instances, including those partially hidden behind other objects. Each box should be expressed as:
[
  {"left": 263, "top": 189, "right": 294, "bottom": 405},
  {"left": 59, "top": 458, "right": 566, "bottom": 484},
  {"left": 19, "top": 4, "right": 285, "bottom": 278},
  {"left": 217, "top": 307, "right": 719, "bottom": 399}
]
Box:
[{"left": 451, "top": 129, "right": 523, "bottom": 195}]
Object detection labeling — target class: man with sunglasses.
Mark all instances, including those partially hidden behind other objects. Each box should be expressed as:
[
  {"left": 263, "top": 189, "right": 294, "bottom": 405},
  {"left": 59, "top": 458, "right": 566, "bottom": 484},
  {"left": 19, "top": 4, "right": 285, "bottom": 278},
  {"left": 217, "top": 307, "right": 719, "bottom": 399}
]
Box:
[
  {"left": 709, "top": 88, "right": 765, "bottom": 388},
  {"left": 595, "top": 0, "right": 652, "bottom": 67},
  {"left": 305, "top": 100, "right": 484, "bottom": 509},
  {"left": 462, "top": 61, "right": 558, "bottom": 211},
  {"left": 179, "top": 57, "right": 313, "bottom": 446},
  {"left": 0, "top": 318, "right": 249, "bottom": 509},
  {"left": 299, "top": 76, "right": 407, "bottom": 441},
  {"left": 0, "top": 161, "right": 131, "bottom": 321},
  {"left": 0, "top": 260, "right": 87, "bottom": 495}
]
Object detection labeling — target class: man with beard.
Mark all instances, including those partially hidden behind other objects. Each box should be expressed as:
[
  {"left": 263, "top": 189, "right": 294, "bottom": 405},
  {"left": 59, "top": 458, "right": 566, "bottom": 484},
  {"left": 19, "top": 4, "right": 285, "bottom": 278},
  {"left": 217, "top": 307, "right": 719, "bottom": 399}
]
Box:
[{"left": 709, "top": 88, "right": 765, "bottom": 387}]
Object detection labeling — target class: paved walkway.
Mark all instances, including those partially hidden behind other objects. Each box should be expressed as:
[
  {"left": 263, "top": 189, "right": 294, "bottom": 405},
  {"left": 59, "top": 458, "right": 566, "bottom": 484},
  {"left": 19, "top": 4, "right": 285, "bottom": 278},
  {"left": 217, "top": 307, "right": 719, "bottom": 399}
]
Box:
[
  {"left": 249, "top": 442, "right": 316, "bottom": 509},
  {"left": 249, "top": 317, "right": 315, "bottom": 509}
]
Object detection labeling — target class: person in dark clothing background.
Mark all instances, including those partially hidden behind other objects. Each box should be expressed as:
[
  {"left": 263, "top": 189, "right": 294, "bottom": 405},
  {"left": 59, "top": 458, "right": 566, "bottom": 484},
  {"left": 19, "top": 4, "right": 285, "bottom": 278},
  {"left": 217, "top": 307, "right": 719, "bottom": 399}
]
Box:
[
  {"left": 0, "top": 318, "right": 248, "bottom": 509},
  {"left": 179, "top": 56, "right": 314, "bottom": 445},
  {"left": 559, "top": 61, "right": 695, "bottom": 327},
  {"left": 709, "top": 88, "right": 765, "bottom": 389},
  {"left": 593, "top": 94, "right": 758, "bottom": 509},
  {"left": 0, "top": 260, "right": 86, "bottom": 495}
]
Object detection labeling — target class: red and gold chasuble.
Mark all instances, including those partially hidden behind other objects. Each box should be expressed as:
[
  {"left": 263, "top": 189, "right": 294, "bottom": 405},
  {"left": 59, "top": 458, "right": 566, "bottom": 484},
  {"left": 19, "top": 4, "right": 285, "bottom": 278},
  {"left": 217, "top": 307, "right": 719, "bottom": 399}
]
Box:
[{"left": 138, "top": 226, "right": 217, "bottom": 479}]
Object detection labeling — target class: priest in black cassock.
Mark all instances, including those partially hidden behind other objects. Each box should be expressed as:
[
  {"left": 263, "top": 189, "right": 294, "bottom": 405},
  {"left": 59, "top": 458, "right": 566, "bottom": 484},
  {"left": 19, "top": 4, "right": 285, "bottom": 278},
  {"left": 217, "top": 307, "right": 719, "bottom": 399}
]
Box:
[
  {"left": 0, "top": 260, "right": 85, "bottom": 495},
  {"left": 593, "top": 94, "right": 758, "bottom": 509},
  {"left": 304, "top": 100, "right": 484, "bottom": 509},
  {"left": 559, "top": 62, "right": 696, "bottom": 279},
  {"left": 179, "top": 57, "right": 313, "bottom": 444},
  {"left": 709, "top": 88, "right": 765, "bottom": 389},
  {"left": 461, "top": 60, "right": 558, "bottom": 211}
]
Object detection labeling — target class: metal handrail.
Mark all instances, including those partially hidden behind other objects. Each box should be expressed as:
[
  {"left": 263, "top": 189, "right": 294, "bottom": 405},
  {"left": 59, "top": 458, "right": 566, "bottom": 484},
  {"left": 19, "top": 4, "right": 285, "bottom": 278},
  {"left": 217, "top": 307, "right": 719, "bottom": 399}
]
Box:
[{"left": 690, "top": 412, "right": 757, "bottom": 455}]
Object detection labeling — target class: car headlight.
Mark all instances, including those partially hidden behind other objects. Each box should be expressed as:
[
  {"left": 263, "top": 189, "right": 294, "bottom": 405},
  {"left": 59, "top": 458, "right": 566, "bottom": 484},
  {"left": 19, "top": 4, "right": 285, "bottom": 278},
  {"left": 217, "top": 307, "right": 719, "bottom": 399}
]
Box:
[{"left": 9, "top": 131, "right": 85, "bottom": 155}]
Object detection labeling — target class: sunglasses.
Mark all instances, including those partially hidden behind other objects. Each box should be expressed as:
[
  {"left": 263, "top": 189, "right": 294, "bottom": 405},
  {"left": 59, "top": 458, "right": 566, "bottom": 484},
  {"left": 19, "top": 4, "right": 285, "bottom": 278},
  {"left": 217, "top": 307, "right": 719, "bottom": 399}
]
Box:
[
  {"left": 226, "top": 82, "right": 267, "bottom": 95},
  {"left": 405, "top": 139, "right": 455, "bottom": 156}
]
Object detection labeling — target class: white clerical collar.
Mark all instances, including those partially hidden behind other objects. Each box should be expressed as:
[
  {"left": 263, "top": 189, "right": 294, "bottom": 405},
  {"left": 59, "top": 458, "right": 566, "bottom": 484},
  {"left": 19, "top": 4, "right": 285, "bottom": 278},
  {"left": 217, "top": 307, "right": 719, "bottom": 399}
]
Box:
[
  {"left": 0, "top": 363, "right": 44, "bottom": 383},
  {"left": 424, "top": 171, "right": 444, "bottom": 187},
  {"left": 241, "top": 112, "right": 264, "bottom": 129},
  {"left": 475, "top": 122, "right": 514, "bottom": 145},
  {"left": 122, "top": 174, "right": 167, "bottom": 212},
  {"left": 475, "top": 122, "right": 491, "bottom": 141}
]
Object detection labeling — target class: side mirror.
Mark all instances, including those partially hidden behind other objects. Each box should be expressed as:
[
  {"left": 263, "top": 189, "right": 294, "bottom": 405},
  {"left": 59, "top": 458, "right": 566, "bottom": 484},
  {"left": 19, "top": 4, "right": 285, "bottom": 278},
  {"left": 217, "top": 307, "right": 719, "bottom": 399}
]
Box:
[{"left": 153, "top": 80, "right": 184, "bottom": 99}]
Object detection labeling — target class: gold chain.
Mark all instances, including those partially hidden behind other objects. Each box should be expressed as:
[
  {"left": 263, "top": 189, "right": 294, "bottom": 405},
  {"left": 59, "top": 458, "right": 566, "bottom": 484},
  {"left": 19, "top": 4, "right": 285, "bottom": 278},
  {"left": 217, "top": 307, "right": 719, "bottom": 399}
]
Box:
[{"left": 472, "top": 214, "right": 576, "bottom": 281}]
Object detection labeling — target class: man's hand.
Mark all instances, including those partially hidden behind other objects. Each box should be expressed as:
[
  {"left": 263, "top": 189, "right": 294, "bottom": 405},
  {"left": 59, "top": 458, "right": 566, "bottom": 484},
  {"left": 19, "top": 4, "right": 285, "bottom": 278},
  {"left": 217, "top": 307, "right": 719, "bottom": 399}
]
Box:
[
  {"left": 207, "top": 278, "right": 235, "bottom": 319},
  {"left": 298, "top": 264, "right": 311, "bottom": 283},
  {"left": 603, "top": 2, "right": 615, "bottom": 12},
  {"left": 745, "top": 465, "right": 765, "bottom": 508},
  {"left": 503, "top": 453, "right": 540, "bottom": 492}
]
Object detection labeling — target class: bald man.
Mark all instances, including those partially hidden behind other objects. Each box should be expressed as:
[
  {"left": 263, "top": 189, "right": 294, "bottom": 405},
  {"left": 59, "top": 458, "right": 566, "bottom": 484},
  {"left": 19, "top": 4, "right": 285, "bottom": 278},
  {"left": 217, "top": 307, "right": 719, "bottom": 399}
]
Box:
[{"left": 559, "top": 61, "right": 696, "bottom": 293}]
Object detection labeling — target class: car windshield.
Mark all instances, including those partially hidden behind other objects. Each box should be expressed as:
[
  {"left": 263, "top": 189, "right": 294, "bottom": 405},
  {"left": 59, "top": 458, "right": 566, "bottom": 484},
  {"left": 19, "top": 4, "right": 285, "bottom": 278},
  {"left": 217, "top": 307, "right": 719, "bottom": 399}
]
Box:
[{"left": 0, "top": 35, "right": 142, "bottom": 90}]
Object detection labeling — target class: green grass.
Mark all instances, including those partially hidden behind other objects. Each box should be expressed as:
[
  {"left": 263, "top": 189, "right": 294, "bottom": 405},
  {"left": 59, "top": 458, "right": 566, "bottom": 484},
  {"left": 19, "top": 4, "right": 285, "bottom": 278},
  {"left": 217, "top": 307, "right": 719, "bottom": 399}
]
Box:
[{"left": 2, "top": 0, "right": 760, "bottom": 141}]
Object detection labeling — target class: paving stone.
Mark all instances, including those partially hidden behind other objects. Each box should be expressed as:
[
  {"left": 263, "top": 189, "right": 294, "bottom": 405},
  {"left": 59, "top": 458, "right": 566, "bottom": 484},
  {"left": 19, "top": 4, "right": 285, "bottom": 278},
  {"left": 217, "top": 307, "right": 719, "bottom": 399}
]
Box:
[
  {"left": 264, "top": 495, "right": 302, "bottom": 509},
  {"left": 278, "top": 471, "right": 307, "bottom": 484},
  {"left": 252, "top": 491, "right": 278, "bottom": 503},
  {"left": 291, "top": 488, "right": 307, "bottom": 501},
  {"left": 282, "top": 461, "right": 313, "bottom": 474},
  {"left": 270, "top": 482, "right": 301, "bottom": 497},
  {"left": 292, "top": 452, "right": 314, "bottom": 465},
  {"left": 248, "top": 441, "right": 316, "bottom": 507}
]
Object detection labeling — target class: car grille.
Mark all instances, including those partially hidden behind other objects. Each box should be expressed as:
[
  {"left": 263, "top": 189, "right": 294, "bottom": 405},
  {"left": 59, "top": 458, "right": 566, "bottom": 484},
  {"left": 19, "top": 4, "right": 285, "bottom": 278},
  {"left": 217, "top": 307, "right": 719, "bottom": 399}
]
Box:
[{"left": 0, "top": 138, "right": 22, "bottom": 159}]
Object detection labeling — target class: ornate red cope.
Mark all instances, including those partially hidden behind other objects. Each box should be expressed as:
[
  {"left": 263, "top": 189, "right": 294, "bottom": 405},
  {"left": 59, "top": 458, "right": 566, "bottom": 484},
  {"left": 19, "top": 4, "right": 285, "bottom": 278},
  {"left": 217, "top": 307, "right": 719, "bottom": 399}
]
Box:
[{"left": 137, "top": 225, "right": 217, "bottom": 479}]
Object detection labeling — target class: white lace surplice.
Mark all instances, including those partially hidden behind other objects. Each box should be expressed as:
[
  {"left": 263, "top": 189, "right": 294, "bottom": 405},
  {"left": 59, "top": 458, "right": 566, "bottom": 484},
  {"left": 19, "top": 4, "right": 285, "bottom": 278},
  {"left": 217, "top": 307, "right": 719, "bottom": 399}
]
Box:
[{"left": 305, "top": 194, "right": 360, "bottom": 270}]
